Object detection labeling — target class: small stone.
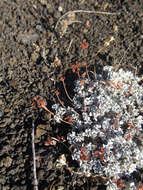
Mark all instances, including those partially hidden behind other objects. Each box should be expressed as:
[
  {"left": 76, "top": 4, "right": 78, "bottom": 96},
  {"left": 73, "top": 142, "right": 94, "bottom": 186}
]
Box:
[
  {"left": 57, "top": 186, "right": 64, "bottom": 190},
  {"left": 39, "top": 0, "right": 47, "bottom": 5},
  {"left": 31, "top": 52, "right": 39, "bottom": 62},
  {"left": 4, "top": 156, "right": 13, "bottom": 168},
  {"left": 58, "top": 6, "right": 63, "bottom": 12},
  {"left": 17, "top": 33, "right": 39, "bottom": 44},
  {"left": 42, "top": 66, "right": 49, "bottom": 73},
  {"left": 36, "top": 125, "right": 46, "bottom": 138},
  {"left": 0, "top": 99, "right": 4, "bottom": 105},
  {"left": 0, "top": 111, "right": 4, "bottom": 118},
  {"left": 0, "top": 177, "right": 6, "bottom": 185},
  {"left": 56, "top": 154, "right": 66, "bottom": 168}
]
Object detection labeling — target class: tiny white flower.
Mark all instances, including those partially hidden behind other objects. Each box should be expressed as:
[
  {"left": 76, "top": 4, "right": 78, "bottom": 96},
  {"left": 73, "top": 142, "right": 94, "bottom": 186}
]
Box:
[{"left": 52, "top": 66, "right": 143, "bottom": 184}]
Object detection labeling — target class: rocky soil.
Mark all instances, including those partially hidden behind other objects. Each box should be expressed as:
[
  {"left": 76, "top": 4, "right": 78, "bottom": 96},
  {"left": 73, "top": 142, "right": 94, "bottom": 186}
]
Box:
[{"left": 0, "top": 0, "right": 143, "bottom": 189}]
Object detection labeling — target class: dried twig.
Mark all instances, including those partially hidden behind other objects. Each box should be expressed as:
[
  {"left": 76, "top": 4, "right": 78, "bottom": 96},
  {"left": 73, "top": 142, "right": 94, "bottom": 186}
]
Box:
[
  {"left": 32, "top": 122, "right": 38, "bottom": 190},
  {"left": 67, "top": 39, "right": 74, "bottom": 53},
  {"left": 60, "top": 77, "right": 73, "bottom": 102}
]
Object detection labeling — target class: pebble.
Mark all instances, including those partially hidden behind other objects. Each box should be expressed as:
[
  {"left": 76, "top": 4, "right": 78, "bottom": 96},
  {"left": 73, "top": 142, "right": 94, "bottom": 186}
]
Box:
[
  {"left": 17, "top": 33, "right": 39, "bottom": 44},
  {"left": 0, "top": 177, "right": 6, "bottom": 185},
  {"left": 58, "top": 6, "right": 63, "bottom": 12},
  {"left": 0, "top": 111, "right": 4, "bottom": 118},
  {"left": 36, "top": 125, "right": 47, "bottom": 139},
  {"left": 4, "top": 156, "right": 13, "bottom": 168}
]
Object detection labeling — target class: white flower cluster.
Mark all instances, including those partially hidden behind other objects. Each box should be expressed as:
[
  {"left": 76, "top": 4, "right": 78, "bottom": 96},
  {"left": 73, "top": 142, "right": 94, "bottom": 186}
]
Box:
[{"left": 52, "top": 66, "right": 143, "bottom": 189}]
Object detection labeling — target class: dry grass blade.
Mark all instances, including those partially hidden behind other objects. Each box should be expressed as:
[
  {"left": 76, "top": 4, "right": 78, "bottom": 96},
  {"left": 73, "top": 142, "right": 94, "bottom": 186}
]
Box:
[{"left": 55, "top": 10, "right": 120, "bottom": 30}]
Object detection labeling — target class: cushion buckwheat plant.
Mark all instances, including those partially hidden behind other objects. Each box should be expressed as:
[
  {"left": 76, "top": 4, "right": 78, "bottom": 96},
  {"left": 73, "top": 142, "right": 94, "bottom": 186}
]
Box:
[{"left": 52, "top": 66, "right": 143, "bottom": 189}]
